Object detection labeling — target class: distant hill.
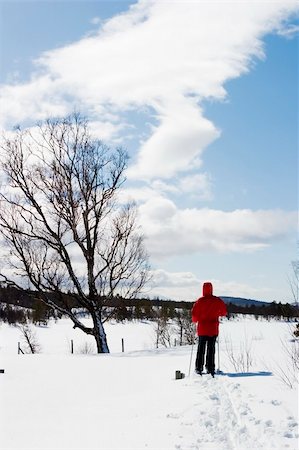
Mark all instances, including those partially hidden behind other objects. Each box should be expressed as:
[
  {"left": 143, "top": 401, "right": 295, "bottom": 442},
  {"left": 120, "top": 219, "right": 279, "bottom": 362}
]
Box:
[
  {"left": 220, "top": 296, "right": 270, "bottom": 307},
  {"left": 153, "top": 294, "right": 271, "bottom": 307},
  {"left": 152, "top": 294, "right": 272, "bottom": 308}
]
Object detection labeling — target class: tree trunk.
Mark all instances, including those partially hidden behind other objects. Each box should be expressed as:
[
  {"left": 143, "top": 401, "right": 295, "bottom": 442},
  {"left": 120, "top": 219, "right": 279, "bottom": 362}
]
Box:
[{"left": 92, "top": 311, "right": 109, "bottom": 353}]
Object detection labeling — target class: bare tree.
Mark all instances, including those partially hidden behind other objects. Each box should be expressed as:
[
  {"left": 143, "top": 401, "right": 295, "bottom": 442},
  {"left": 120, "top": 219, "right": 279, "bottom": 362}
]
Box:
[
  {"left": 288, "top": 258, "right": 299, "bottom": 306},
  {"left": 224, "top": 335, "right": 254, "bottom": 373},
  {"left": 175, "top": 309, "right": 195, "bottom": 345},
  {"left": 153, "top": 316, "right": 174, "bottom": 348},
  {"left": 18, "top": 323, "right": 41, "bottom": 354},
  {"left": 0, "top": 114, "right": 149, "bottom": 353}
]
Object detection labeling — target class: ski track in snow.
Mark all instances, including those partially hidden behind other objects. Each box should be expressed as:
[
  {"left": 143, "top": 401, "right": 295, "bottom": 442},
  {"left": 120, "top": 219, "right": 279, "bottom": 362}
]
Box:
[{"left": 167, "top": 375, "right": 298, "bottom": 450}]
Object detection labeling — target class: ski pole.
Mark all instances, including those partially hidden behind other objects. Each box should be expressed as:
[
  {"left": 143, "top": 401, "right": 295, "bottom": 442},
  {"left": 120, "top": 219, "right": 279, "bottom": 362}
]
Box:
[
  {"left": 217, "top": 335, "right": 220, "bottom": 373},
  {"left": 188, "top": 325, "right": 196, "bottom": 377}
]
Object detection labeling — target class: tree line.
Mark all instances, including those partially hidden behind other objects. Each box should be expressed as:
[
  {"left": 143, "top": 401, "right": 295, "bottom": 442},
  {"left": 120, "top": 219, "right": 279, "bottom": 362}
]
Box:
[{"left": 0, "top": 286, "right": 298, "bottom": 326}]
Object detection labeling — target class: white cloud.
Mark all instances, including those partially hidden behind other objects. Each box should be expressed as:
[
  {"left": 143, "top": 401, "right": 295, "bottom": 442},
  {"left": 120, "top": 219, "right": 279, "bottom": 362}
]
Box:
[
  {"left": 119, "top": 172, "right": 213, "bottom": 204},
  {"left": 149, "top": 268, "right": 201, "bottom": 300},
  {"left": 277, "top": 23, "right": 299, "bottom": 38},
  {"left": 88, "top": 120, "right": 125, "bottom": 141},
  {"left": 90, "top": 17, "right": 102, "bottom": 26},
  {"left": 178, "top": 173, "right": 213, "bottom": 201},
  {"left": 118, "top": 186, "right": 158, "bottom": 204},
  {"left": 126, "top": 99, "right": 220, "bottom": 179},
  {"left": 151, "top": 269, "right": 200, "bottom": 288},
  {"left": 151, "top": 180, "right": 179, "bottom": 195},
  {"left": 138, "top": 196, "right": 297, "bottom": 257},
  {"left": 0, "top": 0, "right": 297, "bottom": 180},
  {"left": 148, "top": 268, "right": 272, "bottom": 301}
]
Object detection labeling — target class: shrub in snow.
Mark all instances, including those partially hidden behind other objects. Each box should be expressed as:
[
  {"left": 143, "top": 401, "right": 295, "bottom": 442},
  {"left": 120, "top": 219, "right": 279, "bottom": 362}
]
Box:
[
  {"left": 224, "top": 336, "right": 254, "bottom": 373},
  {"left": 18, "top": 323, "right": 41, "bottom": 354},
  {"left": 153, "top": 318, "right": 174, "bottom": 348},
  {"left": 174, "top": 309, "right": 196, "bottom": 345},
  {"left": 77, "top": 341, "right": 95, "bottom": 354},
  {"left": 274, "top": 327, "right": 299, "bottom": 389}
]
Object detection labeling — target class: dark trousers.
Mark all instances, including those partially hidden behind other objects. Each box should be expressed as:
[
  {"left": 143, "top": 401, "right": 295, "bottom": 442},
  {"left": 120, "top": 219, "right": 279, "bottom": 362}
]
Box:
[{"left": 195, "top": 336, "right": 217, "bottom": 374}]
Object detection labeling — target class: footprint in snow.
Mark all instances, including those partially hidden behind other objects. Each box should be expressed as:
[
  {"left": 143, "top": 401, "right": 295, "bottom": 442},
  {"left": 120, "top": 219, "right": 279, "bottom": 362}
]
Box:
[
  {"left": 271, "top": 399, "right": 281, "bottom": 406},
  {"left": 204, "top": 420, "right": 213, "bottom": 427},
  {"left": 229, "top": 383, "right": 241, "bottom": 392},
  {"left": 284, "top": 431, "right": 295, "bottom": 439},
  {"left": 285, "top": 420, "right": 298, "bottom": 439}
]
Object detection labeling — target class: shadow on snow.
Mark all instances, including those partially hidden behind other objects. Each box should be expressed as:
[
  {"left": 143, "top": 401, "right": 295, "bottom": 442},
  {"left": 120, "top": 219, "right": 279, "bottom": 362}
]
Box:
[{"left": 218, "top": 371, "right": 273, "bottom": 378}]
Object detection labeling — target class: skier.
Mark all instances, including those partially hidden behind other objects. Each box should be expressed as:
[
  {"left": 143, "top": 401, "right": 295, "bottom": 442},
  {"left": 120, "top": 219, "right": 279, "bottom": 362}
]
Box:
[{"left": 192, "top": 282, "right": 227, "bottom": 377}]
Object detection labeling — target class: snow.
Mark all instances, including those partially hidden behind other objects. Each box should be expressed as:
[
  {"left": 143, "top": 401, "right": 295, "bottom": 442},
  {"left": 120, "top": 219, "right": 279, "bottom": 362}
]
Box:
[{"left": 0, "top": 317, "right": 298, "bottom": 449}]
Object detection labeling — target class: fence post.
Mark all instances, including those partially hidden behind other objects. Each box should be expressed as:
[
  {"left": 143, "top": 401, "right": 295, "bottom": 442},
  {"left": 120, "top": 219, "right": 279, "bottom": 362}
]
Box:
[
  {"left": 71, "top": 340, "right": 74, "bottom": 354},
  {"left": 121, "top": 338, "right": 124, "bottom": 353}
]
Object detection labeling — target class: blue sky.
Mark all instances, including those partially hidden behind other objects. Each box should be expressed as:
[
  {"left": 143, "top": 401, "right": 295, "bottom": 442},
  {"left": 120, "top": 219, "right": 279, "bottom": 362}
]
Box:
[
  {"left": 204, "top": 33, "right": 297, "bottom": 211},
  {"left": 0, "top": 0, "right": 298, "bottom": 302}
]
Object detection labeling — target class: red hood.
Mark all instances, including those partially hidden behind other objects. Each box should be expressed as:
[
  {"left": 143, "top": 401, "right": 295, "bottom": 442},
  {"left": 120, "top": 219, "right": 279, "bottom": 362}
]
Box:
[{"left": 203, "top": 282, "right": 213, "bottom": 296}]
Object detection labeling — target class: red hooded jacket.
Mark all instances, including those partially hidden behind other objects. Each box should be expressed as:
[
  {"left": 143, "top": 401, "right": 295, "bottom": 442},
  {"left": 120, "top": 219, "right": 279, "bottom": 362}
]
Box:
[{"left": 192, "top": 282, "right": 227, "bottom": 336}]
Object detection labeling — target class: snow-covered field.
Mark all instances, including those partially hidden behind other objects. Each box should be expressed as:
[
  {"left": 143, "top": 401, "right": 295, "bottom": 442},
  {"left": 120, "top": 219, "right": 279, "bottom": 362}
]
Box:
[{"left": 0, "top": 316, "right": 298, "bottom": 450}]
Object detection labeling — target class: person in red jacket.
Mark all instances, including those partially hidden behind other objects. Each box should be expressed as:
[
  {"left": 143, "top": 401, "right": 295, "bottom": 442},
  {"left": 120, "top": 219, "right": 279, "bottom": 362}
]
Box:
[{"left": 192, "top": 282, "right": 227, "bottom": 376}]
